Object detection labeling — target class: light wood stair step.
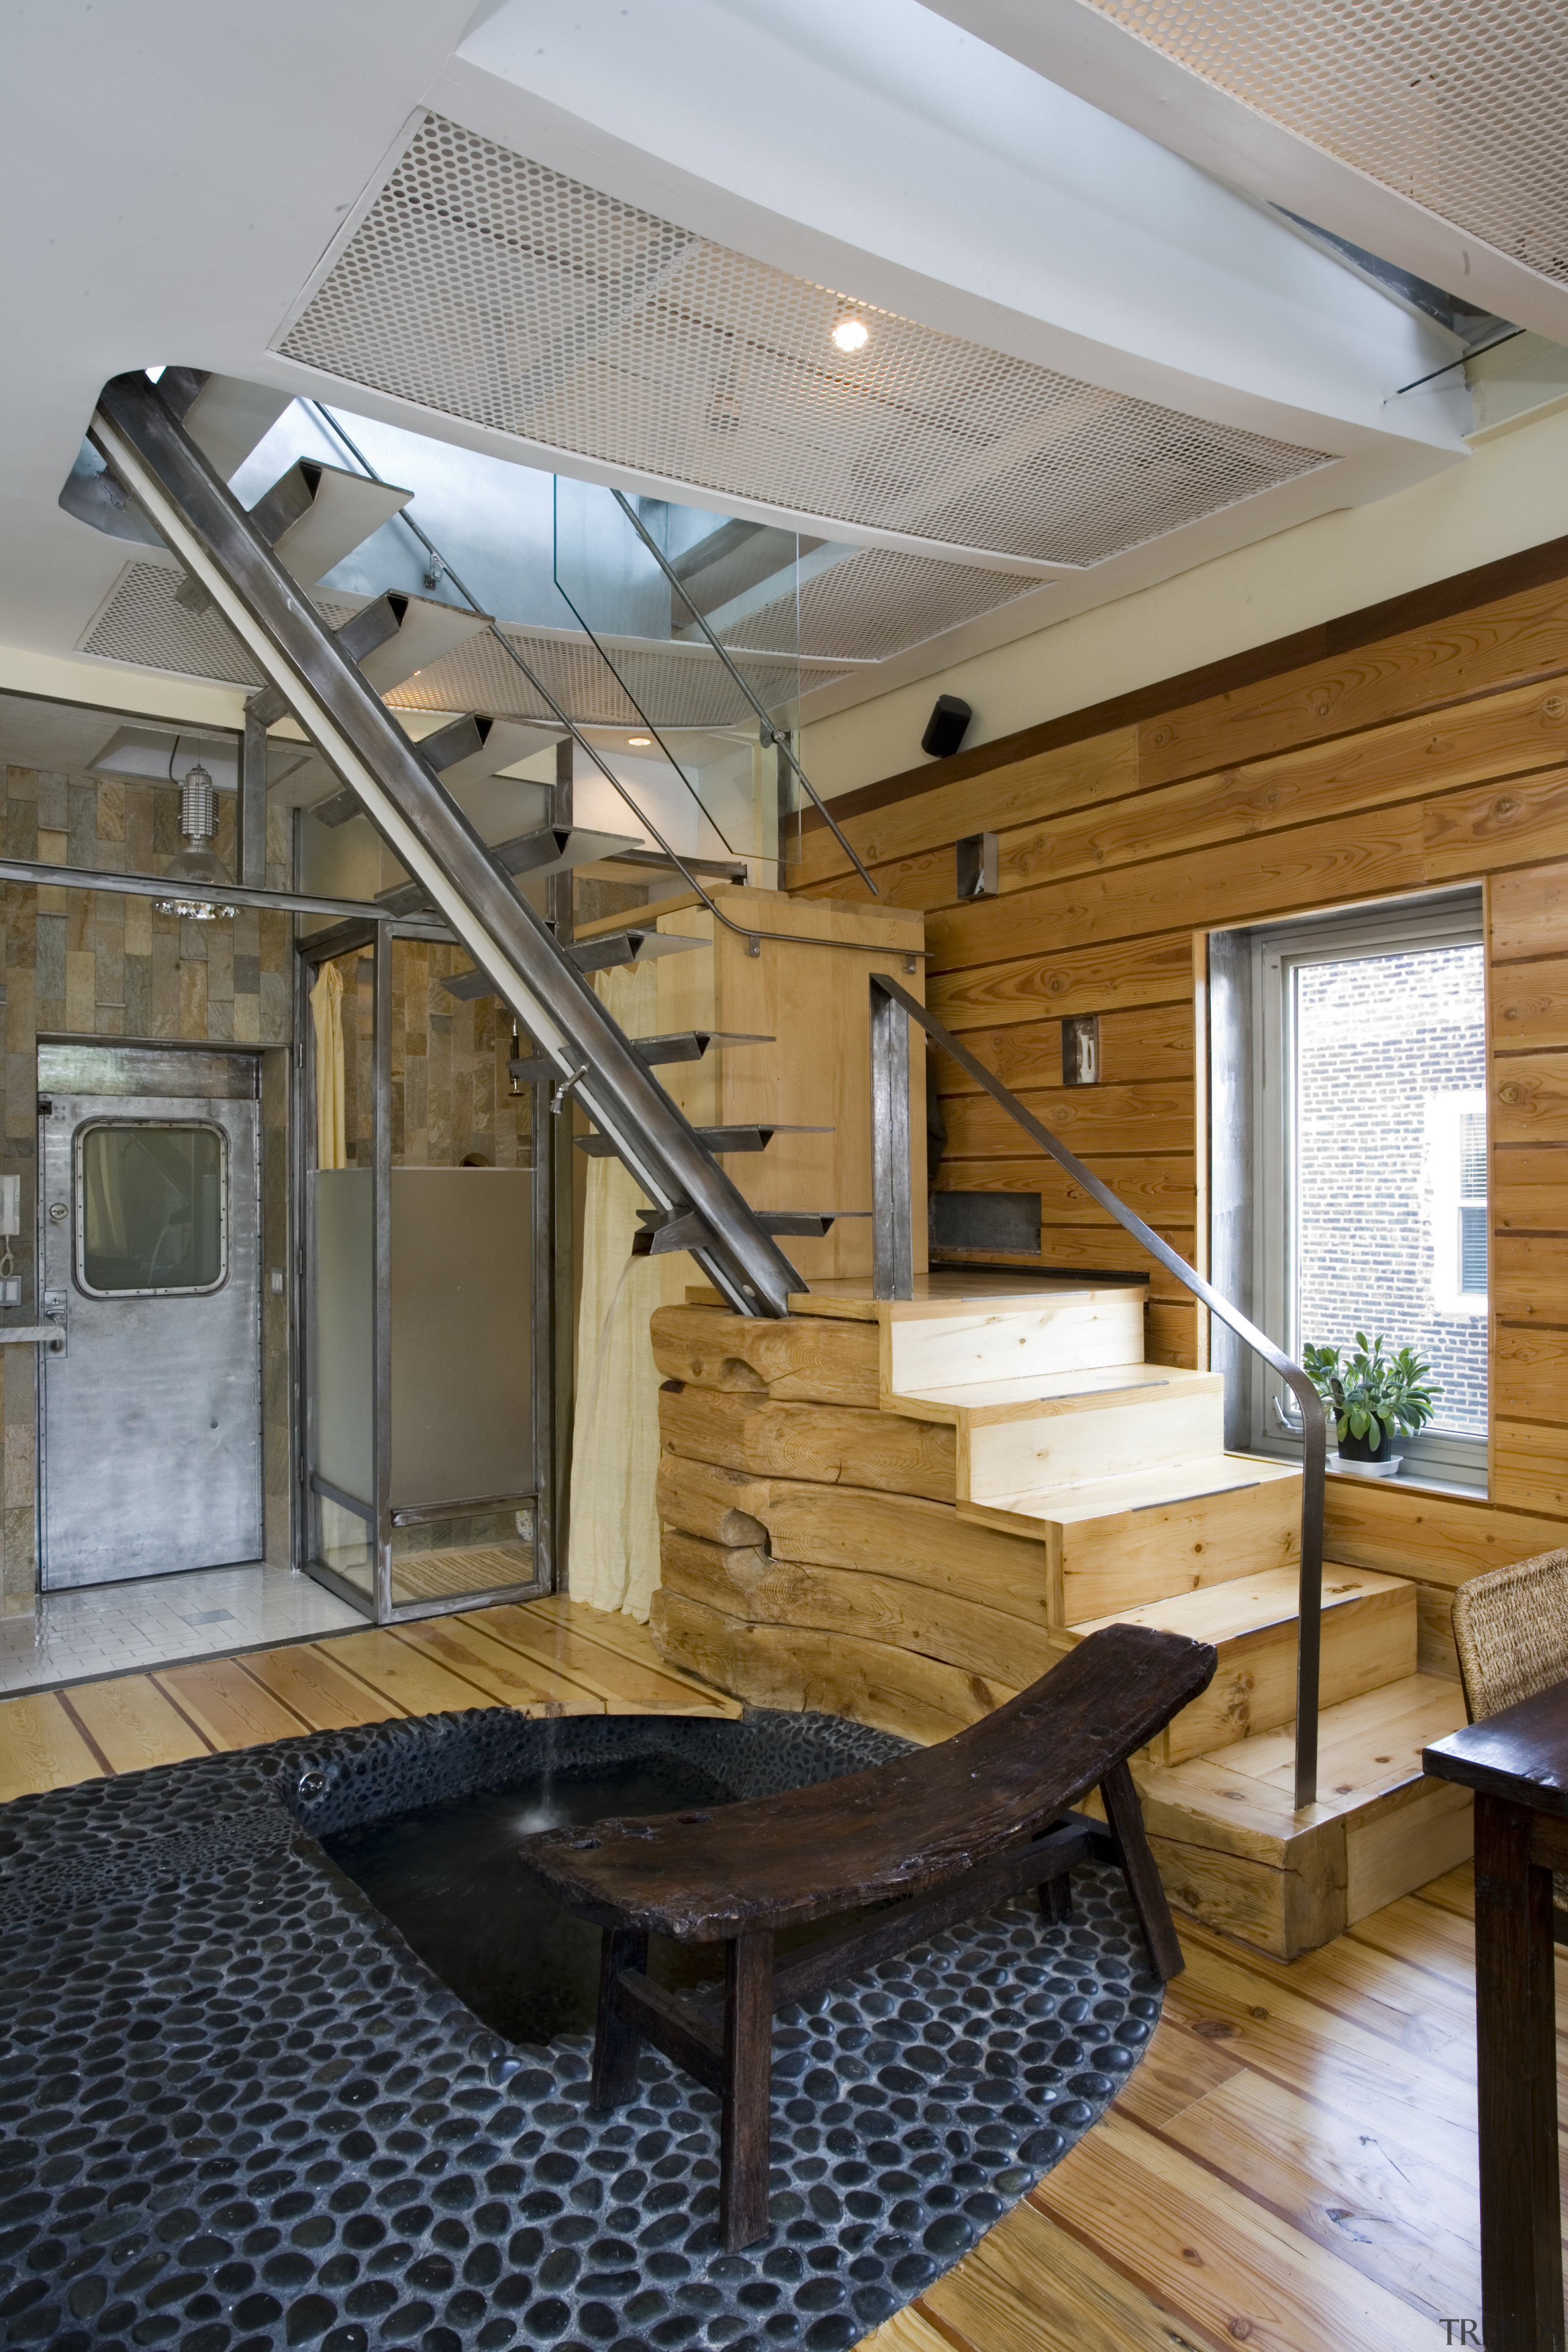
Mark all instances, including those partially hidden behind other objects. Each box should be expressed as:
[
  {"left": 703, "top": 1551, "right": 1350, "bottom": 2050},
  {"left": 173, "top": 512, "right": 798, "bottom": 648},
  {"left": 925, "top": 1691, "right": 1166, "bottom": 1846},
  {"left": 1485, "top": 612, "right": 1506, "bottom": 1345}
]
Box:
[
  {"left": 1118, "top": 1672, "right": 1472, "bottom": 1956},
  {"left": 959, "top": 1451, "right": 1295, "bottom": 1532},
  {"left": 1063, "top": 1561, "right": 1416, "bottom": 1765},
  {"left": 881, "top": 1362, "right": 1205, "bottom": 1425},
  {"left": 780, "top": 1273, "right": 1150, "bottom": 1393},
  {"left": 953, "top": 1370, "right": 1225, "bottom": 1504}
]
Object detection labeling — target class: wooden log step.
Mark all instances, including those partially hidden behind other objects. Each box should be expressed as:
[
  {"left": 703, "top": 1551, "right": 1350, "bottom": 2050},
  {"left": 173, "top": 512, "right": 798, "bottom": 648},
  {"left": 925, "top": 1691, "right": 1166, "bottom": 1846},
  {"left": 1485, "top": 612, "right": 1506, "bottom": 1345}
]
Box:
[
  {"left": 658, "top": 1384, "right": 956, "bottom": 1502},
  {"left": 650, "top": 1305, "right": 879, "bottom": 1408},
  {"left": 649, "top": 1586, "right": 1019, "bottom": 1746},
  {"left": 660, "top": 1529, "right": 1060, "bottom": 1690},
  {"left": 1068, "top": 1563, "right": 1417, "bottom": 1766},
  {"left": 656, "top": 1458, "right": 1050, "bottom": 1625}
]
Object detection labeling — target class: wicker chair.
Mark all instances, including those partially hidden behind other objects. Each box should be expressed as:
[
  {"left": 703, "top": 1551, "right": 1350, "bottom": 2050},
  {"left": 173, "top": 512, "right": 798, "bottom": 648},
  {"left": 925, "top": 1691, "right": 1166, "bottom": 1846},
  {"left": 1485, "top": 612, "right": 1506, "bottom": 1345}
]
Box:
[{"left": 1452, "top": 1547, "right": 1568, "bottom": 1937}]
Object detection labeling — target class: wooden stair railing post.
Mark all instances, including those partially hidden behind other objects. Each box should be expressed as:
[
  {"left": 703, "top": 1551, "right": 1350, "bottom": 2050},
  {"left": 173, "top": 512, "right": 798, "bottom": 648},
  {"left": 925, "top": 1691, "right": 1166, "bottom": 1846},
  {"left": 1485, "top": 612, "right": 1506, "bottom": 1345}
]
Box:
[{"left": 867, "top": 971, "right": 1328, "bottom": 1813}]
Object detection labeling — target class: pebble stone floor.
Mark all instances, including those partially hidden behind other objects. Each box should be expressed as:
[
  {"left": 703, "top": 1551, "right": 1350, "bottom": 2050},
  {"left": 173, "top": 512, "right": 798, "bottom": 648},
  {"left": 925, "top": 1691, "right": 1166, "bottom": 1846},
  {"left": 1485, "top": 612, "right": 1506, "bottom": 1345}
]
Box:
[{"left": 0, "top": 1707, "right": 1164, "bottom": 2352}]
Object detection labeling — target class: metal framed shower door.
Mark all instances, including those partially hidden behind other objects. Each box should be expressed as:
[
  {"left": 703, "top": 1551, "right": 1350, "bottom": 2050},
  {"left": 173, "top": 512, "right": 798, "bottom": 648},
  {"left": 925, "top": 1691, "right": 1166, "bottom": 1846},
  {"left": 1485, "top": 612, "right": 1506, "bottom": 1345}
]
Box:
[{"left": 293, "top": 919, "right": 556, "bottom": 1624}]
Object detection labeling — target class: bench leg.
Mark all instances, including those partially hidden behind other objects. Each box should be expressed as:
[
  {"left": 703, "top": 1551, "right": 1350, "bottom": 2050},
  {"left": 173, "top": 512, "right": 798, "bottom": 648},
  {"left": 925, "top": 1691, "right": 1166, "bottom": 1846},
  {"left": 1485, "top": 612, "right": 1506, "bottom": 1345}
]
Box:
[
  {"left": 1099, "top": 1760, "right": 1185, "bottom": 1981},
  {"left": 592, "top": 1926, "right": 649, "bottom": 2108},
  {"left": 1038, "top": 1870, "right": 1074, "bottom": 1926},
  {"left": 720, "top": 1929, "right": 774, "bottom": 2252}
]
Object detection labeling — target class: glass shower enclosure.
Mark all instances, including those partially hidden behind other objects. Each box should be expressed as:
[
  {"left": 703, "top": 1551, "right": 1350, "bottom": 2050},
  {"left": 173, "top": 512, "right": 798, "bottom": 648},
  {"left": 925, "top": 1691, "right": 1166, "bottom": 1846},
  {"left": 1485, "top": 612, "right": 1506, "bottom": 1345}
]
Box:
[{"left": 296, "top": 921, "right": 554, "bottom": 1621}]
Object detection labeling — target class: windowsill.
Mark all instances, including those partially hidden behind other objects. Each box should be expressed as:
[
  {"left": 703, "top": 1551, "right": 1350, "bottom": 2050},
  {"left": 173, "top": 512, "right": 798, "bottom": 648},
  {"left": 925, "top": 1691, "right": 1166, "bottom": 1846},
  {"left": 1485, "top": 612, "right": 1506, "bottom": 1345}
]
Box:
[{"left": 1325, "top": 1462, "right": 1488, "bottom": 1504}]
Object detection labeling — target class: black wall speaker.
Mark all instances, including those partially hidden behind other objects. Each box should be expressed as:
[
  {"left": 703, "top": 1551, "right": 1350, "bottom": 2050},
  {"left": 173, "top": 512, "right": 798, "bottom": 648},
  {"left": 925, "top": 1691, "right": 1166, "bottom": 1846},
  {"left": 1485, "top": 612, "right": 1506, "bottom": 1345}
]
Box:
[{"left": 921, "top": 695, "right": 973, "bottom": 759}]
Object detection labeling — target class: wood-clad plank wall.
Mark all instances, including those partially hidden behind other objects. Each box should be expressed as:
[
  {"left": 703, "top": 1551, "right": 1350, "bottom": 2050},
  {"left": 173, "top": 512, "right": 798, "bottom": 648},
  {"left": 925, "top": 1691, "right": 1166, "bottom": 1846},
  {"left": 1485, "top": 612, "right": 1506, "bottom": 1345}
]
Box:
[{"left": 793, "top": 567, "right": 1568, "bottom": 1594}]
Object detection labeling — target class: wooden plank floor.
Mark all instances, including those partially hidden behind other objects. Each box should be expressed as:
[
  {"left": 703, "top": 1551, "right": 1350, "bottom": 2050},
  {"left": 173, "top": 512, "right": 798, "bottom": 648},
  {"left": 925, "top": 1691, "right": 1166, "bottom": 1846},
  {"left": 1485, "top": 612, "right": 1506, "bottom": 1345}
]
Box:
[
  {"left": 0, "top": 1593, "right": 739, "bottom": 1801},
  {"left": 0, "top": 1596, "right": 1521, "bottom": 2348}
]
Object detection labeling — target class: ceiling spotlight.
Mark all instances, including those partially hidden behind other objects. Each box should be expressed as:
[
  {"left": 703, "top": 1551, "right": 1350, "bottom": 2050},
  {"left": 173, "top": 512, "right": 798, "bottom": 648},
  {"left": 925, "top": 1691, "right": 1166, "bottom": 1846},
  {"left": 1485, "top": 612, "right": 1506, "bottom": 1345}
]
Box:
[
  {"left": 627, "top": 735, "right": 652, "bottom": 748},
  {"left": 831, "top": 317, "right": 870, "bottom": 354}
]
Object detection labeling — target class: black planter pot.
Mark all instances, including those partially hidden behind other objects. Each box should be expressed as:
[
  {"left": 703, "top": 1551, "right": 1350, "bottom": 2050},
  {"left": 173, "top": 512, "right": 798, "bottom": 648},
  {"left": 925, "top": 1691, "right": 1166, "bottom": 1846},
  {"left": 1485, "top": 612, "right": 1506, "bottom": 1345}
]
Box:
[{"left": 1338, "top": 1424, "right": 1393, "bottom": 1463}]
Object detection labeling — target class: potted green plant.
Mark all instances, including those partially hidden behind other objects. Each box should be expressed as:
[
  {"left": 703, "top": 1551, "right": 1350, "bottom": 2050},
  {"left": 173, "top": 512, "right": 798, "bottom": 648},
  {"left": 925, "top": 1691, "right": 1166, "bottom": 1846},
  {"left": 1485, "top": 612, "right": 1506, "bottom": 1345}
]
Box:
[{"left": 1302, "top": 1333, "right": 1441, "bottom": 1469}]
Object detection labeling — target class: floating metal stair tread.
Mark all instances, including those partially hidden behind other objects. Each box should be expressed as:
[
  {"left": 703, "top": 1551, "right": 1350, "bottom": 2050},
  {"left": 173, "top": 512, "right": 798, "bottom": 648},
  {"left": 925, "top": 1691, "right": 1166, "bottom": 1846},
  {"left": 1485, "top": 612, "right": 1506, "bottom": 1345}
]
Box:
[
  {"left": 380, "top": 825, "right": 643, "bottom": 916},
  {"left": 633, "top": 1205, "right": 869, "bottom": 1255},
  {"left": 510, "top": 1033, "right": 771, "bottom": 1081},
  {"left": 568, "top": 930, "right": 709, "bottom": 974},
  {"left": 440, "top": 924, "right": 707, "bottom": 1000},
  {"left": 246, "top": 459, "right": 411, "bottom": 589},
  {"left": 576, "top": 1123, "right": 832, "bottom": 1158},
  {"left": 631, "top": 1031, "right": 774, "bottom": 1066},
  {"left": 250, "top": 590, "right": 494, "bottom": 728}
]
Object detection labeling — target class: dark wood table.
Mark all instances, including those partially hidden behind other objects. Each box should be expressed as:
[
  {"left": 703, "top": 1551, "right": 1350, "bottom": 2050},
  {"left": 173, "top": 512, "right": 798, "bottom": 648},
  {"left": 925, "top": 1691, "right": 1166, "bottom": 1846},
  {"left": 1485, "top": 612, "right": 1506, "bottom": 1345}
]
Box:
[{"left": 1426, "top": 1683, "right": 1568, "bottom": 2352}]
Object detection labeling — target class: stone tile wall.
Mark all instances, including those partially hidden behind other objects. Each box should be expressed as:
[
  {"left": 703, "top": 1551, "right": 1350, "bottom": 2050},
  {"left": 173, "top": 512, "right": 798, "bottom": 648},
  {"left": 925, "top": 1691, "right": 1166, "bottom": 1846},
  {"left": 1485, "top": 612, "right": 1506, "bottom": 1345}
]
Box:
[
  {"left": 0, "top": 763, "right": 296, "bottom": 1605},
  {"left": 323, "top": 938, "right": 531, "bottom": 1169}
]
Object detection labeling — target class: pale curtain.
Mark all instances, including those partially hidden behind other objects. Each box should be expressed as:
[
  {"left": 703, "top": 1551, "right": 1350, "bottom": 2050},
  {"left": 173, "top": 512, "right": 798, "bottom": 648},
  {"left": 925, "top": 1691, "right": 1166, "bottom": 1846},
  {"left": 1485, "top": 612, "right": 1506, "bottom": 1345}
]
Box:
[
  {"left": 567, "top": 961, "right": 673, "bottom": 1621},
  {"left": 309, "top": 960, "right": 347, "bottom": 1171}
]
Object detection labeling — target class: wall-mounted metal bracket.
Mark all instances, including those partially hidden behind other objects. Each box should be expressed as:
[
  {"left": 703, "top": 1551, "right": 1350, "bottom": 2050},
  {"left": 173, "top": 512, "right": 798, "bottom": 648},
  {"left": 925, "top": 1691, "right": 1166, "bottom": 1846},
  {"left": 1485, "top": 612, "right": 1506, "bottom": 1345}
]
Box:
[
  {"left": 1062, "top": 1013, "right": 1101, "bottom": 1085},
  {"left": 956, "top": 832, "right": 999, "bottom": 900}
]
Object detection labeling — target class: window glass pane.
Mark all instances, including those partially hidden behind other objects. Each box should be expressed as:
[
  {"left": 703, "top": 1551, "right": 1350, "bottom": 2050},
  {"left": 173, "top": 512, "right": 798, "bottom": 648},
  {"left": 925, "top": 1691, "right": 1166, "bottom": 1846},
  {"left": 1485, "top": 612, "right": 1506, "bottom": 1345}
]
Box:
[
  {"left": 79, "top": 1124, "right": 225, "bottom": 1294},
  {"left": 1460, "top": 1204, "right": 1488, "bottom": 1294},
  {"left": 1293, "top": 943, "right": 1486, "bottom": 1438}
]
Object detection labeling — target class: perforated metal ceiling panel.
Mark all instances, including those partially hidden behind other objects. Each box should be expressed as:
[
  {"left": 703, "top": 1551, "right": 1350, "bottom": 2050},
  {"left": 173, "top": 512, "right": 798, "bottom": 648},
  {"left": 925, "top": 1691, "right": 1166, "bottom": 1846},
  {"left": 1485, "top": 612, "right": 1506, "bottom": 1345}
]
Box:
[
  {"left": 734, "top": 548, "right": 1045, "bottom": 665},
  {"left": 278, "top": 114, "right": 1333, "bottom": 568},
  {"left": 74, "top": 562, "right": 853, "bottom": 724},
  {"left": 1081, "top": 0, "right": 1568, "bottom": 287}
]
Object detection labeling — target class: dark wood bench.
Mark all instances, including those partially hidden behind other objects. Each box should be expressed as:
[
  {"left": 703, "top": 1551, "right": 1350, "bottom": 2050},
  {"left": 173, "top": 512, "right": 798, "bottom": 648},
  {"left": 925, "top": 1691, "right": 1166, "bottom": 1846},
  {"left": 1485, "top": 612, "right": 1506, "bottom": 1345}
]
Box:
[{"left": 515, "top": 1621, "right": 1216, "bottom": 2248}]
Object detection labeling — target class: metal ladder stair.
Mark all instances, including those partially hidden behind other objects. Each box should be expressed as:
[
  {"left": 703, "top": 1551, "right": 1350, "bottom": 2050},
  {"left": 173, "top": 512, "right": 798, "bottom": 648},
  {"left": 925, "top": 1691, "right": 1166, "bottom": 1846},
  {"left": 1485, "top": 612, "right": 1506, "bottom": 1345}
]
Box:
[{"left": 78, "top": 366, "right": 815, "bottom": 1317}]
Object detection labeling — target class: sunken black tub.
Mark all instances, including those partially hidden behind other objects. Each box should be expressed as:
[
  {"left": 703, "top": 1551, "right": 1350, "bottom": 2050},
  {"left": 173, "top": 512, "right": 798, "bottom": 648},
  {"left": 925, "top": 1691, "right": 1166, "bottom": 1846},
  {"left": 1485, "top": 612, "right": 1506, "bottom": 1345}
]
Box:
[{"left": 0, "top": 1706, "right": 1166, "bottom": 2351}]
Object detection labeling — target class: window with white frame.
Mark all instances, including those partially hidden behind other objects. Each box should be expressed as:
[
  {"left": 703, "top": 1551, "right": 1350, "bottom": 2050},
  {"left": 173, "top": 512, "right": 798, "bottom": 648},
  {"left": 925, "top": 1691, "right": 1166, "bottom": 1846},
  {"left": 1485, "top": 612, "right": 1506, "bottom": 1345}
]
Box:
[{"left": 1213, "top": 888, "right": 1488, "bottom": 1490}]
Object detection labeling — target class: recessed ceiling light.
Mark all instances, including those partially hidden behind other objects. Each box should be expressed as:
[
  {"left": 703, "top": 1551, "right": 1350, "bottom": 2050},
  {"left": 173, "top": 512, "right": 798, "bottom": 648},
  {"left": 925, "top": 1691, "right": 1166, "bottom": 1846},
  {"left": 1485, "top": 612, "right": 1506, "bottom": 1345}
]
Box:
[
  {"left": 831, "top": 317, "right": 870, "bottom": 354},
  {"left": 627, "top": 734, "right": 652, "bottom": 747}
]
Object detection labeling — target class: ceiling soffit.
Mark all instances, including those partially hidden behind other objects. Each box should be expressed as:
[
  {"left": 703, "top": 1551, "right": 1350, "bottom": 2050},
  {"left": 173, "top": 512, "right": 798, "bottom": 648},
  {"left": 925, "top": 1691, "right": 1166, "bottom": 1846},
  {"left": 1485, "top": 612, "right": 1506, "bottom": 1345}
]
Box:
[
  {"left": 275, "top": 113, "right": 1334, "bottom": 572},
  {"left": 1079, "top": 0, "right": 1566, "bottom": 291}
]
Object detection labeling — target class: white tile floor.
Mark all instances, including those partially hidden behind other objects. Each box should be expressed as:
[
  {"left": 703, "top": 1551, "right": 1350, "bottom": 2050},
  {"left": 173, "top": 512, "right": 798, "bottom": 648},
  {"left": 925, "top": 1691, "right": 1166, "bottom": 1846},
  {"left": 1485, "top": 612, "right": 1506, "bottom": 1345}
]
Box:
[{"left": 0, "top": 1561, "right": 362, "bottom": 1694}]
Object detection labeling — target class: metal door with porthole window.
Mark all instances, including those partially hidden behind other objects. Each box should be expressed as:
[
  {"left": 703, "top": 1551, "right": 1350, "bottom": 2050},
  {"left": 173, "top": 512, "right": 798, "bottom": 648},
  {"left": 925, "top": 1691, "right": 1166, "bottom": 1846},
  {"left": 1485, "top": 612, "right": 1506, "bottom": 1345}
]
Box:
[{"left": 39, "top": 1087, "right": 262, "bottom": 1587}]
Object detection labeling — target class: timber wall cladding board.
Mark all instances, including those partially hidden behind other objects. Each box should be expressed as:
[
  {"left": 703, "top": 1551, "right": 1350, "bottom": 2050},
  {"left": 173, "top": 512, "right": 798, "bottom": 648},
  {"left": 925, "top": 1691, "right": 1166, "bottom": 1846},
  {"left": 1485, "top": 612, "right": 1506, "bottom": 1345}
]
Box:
[
  {"left": 796, "top": 565, "right": 1568, "bottom": 1584},
  {"left": 812, "top": 680, "right": 1568, "bottom": 916},
  {"left": 799, "top": 567, "right": 1568, "bottom": 902},
  {"left": 932, "top": 1001, "right": 1193, "bottom": 1091}
]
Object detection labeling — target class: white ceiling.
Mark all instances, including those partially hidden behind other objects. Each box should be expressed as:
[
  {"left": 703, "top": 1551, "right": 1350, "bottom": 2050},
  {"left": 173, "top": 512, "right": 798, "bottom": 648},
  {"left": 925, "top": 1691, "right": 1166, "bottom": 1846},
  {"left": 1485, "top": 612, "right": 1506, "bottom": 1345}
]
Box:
[{"left": 0, "top": 0, "right": 1474, "bottom": 728}]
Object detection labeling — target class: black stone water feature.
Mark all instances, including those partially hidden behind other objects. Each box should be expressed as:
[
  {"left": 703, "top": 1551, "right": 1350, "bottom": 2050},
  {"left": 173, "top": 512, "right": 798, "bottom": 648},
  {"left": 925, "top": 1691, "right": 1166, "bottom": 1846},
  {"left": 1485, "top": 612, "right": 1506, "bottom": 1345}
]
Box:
[{"left": 0, "top": 1707, "right": 1164, "bottom": 2352}]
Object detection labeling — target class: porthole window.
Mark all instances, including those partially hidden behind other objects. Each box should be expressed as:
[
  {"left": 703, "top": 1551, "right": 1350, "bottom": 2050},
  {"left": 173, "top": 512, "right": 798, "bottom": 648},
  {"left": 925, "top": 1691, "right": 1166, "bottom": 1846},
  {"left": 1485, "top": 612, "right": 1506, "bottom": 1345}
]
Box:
[{"left": 75, "top": 1121, "right": 228, "bottom": 1297}]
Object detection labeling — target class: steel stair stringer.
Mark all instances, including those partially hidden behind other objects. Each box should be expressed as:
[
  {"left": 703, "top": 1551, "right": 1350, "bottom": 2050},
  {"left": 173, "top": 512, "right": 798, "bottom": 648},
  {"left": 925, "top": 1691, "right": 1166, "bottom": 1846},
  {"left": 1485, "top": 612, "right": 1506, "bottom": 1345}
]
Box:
[{"left": 89, "top": 368, "right": 803, "bottom": 1318}]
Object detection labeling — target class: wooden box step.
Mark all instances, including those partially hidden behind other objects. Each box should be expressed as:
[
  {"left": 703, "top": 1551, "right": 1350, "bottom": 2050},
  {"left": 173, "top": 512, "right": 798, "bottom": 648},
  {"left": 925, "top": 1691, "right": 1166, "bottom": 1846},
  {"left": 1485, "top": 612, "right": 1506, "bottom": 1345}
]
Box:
[
  {"left": 1063, "top": 1561, "right": 1417, "bottom": 1765},
  {"left": 1120, "top": 1671, "right": 1472, "bottom": 1957},
  {"left": 949, "top": 1370, "right": 1225, "bottom": 1506},
  {"left": 959, "top": 1451, "right": 1296, "bottom": 1534},
  {"left": 773, "top": 1273, "right": 1150, "bottom": 1395}
]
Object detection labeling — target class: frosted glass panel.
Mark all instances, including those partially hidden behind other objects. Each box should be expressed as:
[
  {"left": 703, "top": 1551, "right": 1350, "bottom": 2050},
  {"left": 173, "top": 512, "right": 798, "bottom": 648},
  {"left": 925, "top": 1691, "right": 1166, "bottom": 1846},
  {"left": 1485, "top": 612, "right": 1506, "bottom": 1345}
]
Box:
[
  {"left": 311, "top": 1169, "right": 374, "bottom": 1505},
  {"left": 390, "top": 1168, "right": 532, "bottom": 1509}
]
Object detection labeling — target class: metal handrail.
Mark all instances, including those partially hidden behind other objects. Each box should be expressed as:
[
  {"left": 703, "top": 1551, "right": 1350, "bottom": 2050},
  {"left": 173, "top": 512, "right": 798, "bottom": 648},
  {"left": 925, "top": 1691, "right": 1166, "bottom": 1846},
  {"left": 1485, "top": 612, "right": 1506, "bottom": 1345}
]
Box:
[{"left": 868, "top": 971, "right": 1327, "bottom": 1813}]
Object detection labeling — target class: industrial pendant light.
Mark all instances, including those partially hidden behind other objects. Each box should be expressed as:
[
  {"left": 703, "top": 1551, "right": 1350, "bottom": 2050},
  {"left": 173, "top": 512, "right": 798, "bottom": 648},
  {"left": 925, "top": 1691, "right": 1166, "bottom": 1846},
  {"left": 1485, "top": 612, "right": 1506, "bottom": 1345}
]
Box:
[{"left": 155, "top": 758, "right": 237, "bottom": 919}]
